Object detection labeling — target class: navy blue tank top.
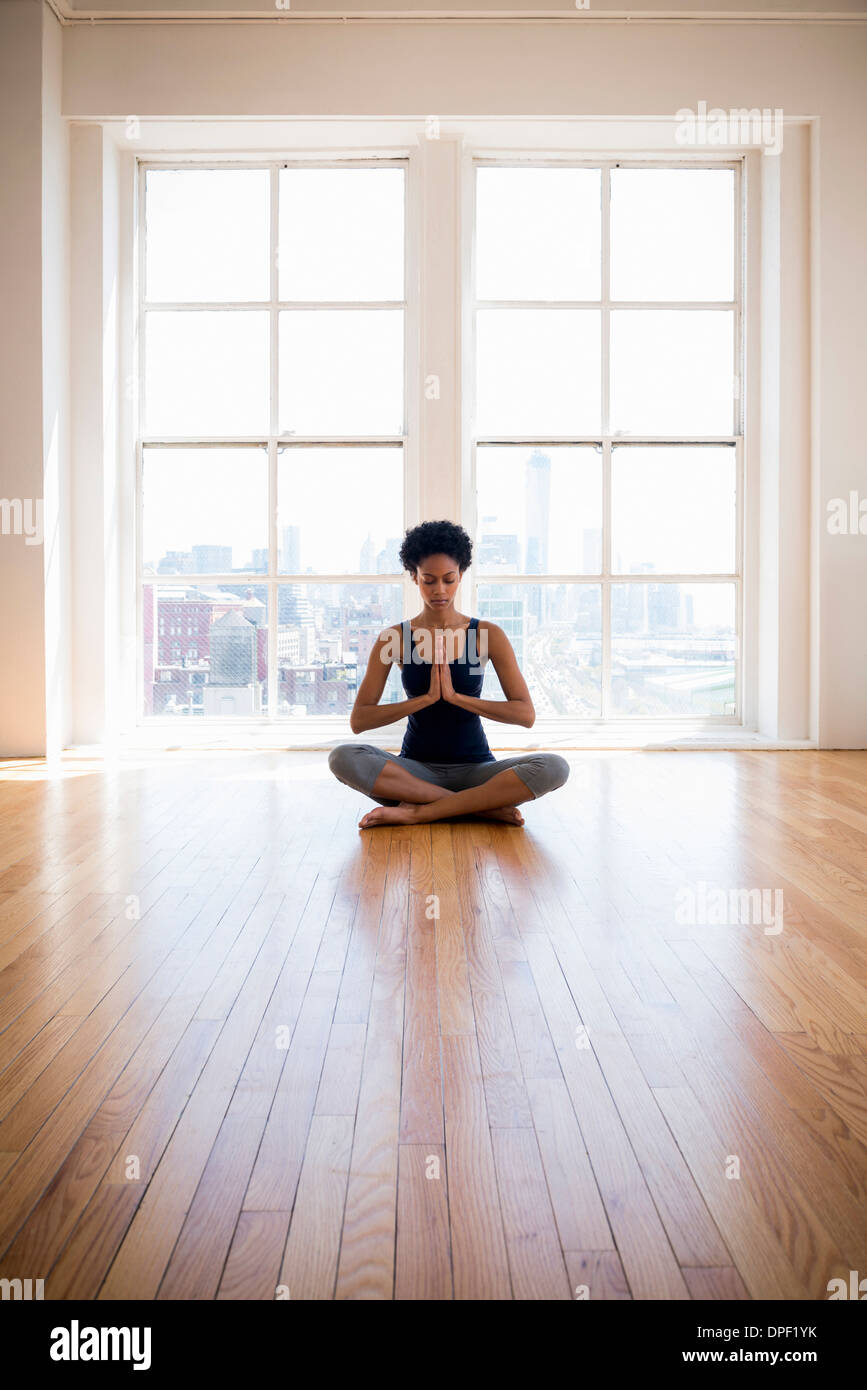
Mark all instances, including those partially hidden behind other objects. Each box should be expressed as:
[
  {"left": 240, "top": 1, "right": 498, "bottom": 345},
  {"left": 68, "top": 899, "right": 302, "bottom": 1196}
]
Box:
[{"left": 399, "top": 617, "right": 495, "bottom": 764}]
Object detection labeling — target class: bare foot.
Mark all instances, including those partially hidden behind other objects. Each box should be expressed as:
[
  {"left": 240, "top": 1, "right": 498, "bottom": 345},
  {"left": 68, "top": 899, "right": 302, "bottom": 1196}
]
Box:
[
  {"left": 478, "top": 806, "right": 525, "bottom": 825},
  {"left": 359, "top": 801, "right": 420, "bottom": 829},
  {"left": 448, "top": 806, "right": 525, "bottom": 825}
]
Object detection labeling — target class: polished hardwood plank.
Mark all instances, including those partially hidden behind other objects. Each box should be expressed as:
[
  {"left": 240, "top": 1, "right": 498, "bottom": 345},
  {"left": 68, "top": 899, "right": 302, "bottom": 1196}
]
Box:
[{"left": 0, "top": 748, "right": 865, "bottom": 1300}]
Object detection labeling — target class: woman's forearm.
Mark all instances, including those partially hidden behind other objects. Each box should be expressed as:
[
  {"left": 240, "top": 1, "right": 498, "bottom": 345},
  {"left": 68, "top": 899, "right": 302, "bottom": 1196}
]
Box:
[
  {"left": 449, "top": 692, "right": 534, "bottom": 728},
  {"left": 351, "top": 693, "right": 431, "bottom": 734}
]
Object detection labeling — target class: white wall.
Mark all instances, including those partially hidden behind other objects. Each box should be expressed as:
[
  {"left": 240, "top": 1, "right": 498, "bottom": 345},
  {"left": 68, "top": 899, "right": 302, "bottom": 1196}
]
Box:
[
  {"left": 70, "top": 124, "right": 106, "bottom": 744},
  {"left": 3, "top": 8, "right": 866, "bottom": 749},
  {"left": 42, "top": 2, "right": 71, "bottom": 758},
  {"left": 0, "top": 1, "right": 48, "bottom": 757},
  {"left": 0, "top": 0, "right": 70, "bottom": 760}
]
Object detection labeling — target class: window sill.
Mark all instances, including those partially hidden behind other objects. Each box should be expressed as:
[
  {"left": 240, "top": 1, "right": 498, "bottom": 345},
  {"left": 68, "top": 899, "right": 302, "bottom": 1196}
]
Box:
[{"left": 70, "top": 721, "right": 815, "bottom": 754}]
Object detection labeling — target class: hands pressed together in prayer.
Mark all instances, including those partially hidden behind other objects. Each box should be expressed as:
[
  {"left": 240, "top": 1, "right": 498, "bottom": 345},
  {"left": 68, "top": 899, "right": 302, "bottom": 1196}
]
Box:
[{"left": 422, "top": 630, "right": 458, "bottom": 708}]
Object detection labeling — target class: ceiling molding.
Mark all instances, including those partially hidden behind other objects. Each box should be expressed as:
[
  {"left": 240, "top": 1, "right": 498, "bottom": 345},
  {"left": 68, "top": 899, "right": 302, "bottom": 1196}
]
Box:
[{"left": 43, "top": 1, "right": 867, "bottom": 24}]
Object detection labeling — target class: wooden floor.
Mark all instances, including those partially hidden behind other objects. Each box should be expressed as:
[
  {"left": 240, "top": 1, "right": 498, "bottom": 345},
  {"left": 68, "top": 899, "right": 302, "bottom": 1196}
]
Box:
[{"left": 0, "top": 748, "right": 866, "bottom": 1300}]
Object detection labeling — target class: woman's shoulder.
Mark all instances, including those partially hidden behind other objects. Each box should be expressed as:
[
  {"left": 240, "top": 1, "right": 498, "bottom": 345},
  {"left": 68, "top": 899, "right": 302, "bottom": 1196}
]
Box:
[{"left": 475, "top": 618, "right": 506, "bottom": 641}]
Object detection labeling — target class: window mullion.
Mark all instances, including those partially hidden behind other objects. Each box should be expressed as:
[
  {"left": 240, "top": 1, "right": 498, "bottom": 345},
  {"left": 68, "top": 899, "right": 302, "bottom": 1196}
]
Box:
[
  {"left": 601, "top": 164, "right": 612, "bottom": 719},
  {"left": 601, "top": 438, "right": 612, "bottom": 721},
  {"left": 267, "top": 162, "right": 279, "bottom": 722}
]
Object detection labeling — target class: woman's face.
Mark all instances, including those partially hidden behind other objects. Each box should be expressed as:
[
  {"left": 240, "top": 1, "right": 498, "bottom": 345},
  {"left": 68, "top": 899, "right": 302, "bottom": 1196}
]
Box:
[{"left": 412, "top": 553, "right": 463, "bottom": 614}]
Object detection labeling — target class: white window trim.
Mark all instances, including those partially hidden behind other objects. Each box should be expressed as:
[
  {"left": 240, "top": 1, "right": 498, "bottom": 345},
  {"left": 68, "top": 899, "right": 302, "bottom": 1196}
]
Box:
[
  {"left": 133, "top": 152, "right": 419, "bottom": 726},
  {"left": 462, "top": 151, "right": 745, "bottom": 726},
  {"left": 73, "top": 117, "right": 812, "bottom": 751}
]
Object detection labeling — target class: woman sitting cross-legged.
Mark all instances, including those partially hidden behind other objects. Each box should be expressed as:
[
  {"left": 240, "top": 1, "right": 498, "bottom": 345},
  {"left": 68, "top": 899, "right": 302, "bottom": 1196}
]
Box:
[{"left": 327, "top": 519, "right": 570, "bottom": 830}]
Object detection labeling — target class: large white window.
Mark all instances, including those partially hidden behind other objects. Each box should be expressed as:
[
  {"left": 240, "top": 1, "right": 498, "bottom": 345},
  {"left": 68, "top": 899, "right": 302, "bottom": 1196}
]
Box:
[
  {"left": 135, "top": 150, "right": 743, "bottom": 727},
  {"left": 470, "top": 161, "right": 742, "bottom": 721},
  {"left": 137, "top": 160, "right": 408, "bottom": 719}
]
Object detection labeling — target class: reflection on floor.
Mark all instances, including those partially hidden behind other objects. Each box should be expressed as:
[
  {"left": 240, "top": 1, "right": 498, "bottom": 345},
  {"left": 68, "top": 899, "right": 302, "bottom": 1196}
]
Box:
[{"left": 0, "top": 749, "right": 865, "bottom": 1300}]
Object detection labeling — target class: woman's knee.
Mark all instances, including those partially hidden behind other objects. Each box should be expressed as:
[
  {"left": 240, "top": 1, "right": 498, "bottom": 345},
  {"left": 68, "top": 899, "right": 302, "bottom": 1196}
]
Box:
[
  {"left": 508, "top": 756, "right": 569, "bottom": 800},
  {"left": 543, "top": 754, "right": 571, "bottom": 791},
  {"left": 328, "top": 742, "right": 374, "bottom": 787},
  {"left": 520, "top": 752, "right": 570, "bottom": 798}
]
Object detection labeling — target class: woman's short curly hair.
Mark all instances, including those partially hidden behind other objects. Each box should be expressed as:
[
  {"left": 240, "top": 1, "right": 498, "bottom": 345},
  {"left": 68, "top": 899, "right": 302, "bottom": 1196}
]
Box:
[{"left": 399, "top": 520, "right": 473, "bottom": 576}]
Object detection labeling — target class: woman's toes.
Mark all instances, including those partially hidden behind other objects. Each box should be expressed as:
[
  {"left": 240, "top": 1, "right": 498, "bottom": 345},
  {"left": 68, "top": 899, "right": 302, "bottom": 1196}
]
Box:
[
  {"left": 358, "top": 803, "right": 418, "bottom": 829},
  {"left": 479, "top": 806, "right": 524, "bottom": 825}
]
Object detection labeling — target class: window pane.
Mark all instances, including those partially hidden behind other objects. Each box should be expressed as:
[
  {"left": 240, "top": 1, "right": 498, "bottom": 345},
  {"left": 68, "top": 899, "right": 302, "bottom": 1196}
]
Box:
[
  {"left": 476, "top": 309, "right": 601, "bottom": 435},
  {"left": 279, "top": 167, "right": 404, "bottom": 302},
  {"left": 145, "top": 311, "right": 269, "bottom": 436},
  {"left": 143, "top": 583, "right": 269, "bottom": 717},
  {"left": 279, "top": 310, "right": 403, "bottom": 435},
  {"left": 611, "top": 310, "right": 734, "bottom": 435},
  {"left": 476, "top": 446, "right": 601, "bottom": 575},
  {"left": 476, "top": 167, "right": 601, "bottom": 301},
  {"left": 612, "top": 447, "right": 736, "bottom": 575},
  {"left": 611, "top": 168, "right": 734, "bottom": 302},
  {"left": 278, "top": 447, "right": 403, "bottom": 574},
  {"left": 276, "top": 582, "right": 404, "bottom": 716},
  {"left": 478, "top": 583, "right": 602, "bottom": 716},
  {"left": 145, "top": 169, "right": 269, "bottom": 303},
  {"left": 143, "top": 447, "right": 268, "bottom": 575},
  {"left": 611, "top": 582, "right": 736, "bottom": 716}
]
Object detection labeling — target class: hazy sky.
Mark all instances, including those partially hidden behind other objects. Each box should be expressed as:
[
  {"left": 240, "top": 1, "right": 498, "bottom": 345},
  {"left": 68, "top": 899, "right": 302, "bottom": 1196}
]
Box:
[{"left": 142, "top": 164, "right": 737, "bottom": 631}]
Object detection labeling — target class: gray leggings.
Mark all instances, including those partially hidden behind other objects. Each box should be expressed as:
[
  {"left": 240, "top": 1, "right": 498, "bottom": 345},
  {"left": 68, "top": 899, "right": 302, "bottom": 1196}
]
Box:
[{"left": 327, "top": 743, "right": 570, "bottom": 807}]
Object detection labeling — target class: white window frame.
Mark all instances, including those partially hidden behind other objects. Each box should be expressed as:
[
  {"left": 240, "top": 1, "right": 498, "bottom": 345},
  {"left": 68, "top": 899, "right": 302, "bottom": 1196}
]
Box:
[
  {"left": 134, "top": 154, "right": 419, "bottom": 724},
  {"left": 461, "top": 152, "right": 746, "bottom": 726},
  {"left": 117, "top": 130, "right": 764, "bottom": 741}
]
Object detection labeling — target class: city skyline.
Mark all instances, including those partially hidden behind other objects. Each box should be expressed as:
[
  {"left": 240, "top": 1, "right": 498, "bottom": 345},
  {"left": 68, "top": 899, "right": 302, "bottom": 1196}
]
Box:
[{"left": 145, "top": 446, "right": 735, "bottom": 717}]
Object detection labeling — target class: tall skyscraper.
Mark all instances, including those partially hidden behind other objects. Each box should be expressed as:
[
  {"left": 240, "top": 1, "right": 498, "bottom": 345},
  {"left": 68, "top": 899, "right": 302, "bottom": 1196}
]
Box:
[
  {"left": 359, "top": 533, "right": 377, "bottom": 573},
  {"left": 525, "top": 449, "right": 551, "bottom": 623},
  {"left": 376, "top": 537, "right": 402, "bottom": 575},
  {"left": 281, "top": 525, "right": 301, "bottom": 574},
  {"left": 582, "top": 528, "right": 602, "bottom": 575}
]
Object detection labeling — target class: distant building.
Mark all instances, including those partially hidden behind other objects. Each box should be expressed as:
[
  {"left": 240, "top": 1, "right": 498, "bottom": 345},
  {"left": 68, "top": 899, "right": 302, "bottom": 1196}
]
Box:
[
  {"left": 281, "top": 525, "right": 301, "bottom": 574},
  {"left": 157, "top": 550, "right": 194, "bottom": 575},
  {"left": 278, "top": 622, "right": 316, "bottom": 664},
  {"left": 525, "top": 450, "right": 551, "bottom": 573},
  {"left": 278, "top": 663, "right": 352, "bottom": 715},
  {"left": 478, "top": 533, "right": 520, "bottom": 572},
  {"left": 192, "top": 544, "right": 232, "bottom": 574},
  {"left": 648, "top": 584, "right": 680, "bottom": 632},
  {"left": 582, "top": 528, "right": 602, "bottom": 574},
  {"left": 525, "top": 450, "right": 551, "bottom": 622},
  {"left": 144, "top": 584, "right": 265, "bottom": 716},
  {"left": 279, "top": 585, "right": 316, "bottom": 661},
  {"left": 477, "top": 585, "right": 525, "bottom": 663},
  {"left": 209, "top": 608, "right": 256, "bottom": 683},
  {"left": 377, "top": 537, "right": 402, "bottom": 574},
  {"left": 359, "top": 532, "right": 377, "bottom": 574}
]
